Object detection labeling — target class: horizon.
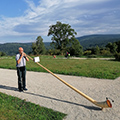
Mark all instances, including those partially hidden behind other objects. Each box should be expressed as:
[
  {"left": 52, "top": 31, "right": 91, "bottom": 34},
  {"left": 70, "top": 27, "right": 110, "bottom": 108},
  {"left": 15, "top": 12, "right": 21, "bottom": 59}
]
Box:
[
  {"left": 0, "top": 0, "right": 120, "bottom": 43},
  {"left": 0, "top": 33, "right": 120, "bottom": 44}
]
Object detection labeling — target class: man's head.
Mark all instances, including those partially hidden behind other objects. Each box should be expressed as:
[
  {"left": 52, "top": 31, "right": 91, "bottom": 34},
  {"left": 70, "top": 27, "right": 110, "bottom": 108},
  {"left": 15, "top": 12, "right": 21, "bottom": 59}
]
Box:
[{"left": 19, "top": 47, "right": 23, "bottom": 54}]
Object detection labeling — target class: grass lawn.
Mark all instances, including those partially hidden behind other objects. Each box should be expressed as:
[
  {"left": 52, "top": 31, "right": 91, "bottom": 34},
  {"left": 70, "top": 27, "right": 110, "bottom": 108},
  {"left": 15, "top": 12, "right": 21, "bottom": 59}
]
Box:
[
  {"left": 0, "top": 92, "right": 66, "bottom": 120},
  {"left": 0, "top": 55, "right": 120, "bottom": 79}
]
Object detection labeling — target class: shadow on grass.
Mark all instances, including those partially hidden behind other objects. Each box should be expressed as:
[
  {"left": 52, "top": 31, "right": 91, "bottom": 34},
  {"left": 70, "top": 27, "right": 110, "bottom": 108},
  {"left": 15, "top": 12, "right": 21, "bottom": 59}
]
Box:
[{"left": 0, "top": 84, "right": 101, "bottom": 111}]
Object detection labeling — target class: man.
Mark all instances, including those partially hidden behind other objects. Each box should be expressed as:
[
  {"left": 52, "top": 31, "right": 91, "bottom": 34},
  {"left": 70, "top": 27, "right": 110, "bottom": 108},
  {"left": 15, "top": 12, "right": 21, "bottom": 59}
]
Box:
[{"left": 16, "top": 47, "right": 29, "bottom": 92}]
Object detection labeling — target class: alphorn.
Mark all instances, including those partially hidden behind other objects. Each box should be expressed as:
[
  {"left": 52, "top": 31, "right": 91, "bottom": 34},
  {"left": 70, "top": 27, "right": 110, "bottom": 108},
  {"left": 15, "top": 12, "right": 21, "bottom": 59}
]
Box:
[{"left": 27, "top": 55, "right": 112, "bottom": 109}]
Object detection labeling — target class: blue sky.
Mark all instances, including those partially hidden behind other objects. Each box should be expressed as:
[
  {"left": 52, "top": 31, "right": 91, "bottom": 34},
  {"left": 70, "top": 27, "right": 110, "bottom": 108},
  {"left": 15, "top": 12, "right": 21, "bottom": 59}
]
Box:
[{"left": 0, "top": 0, "right": 120, "bottom": 43}]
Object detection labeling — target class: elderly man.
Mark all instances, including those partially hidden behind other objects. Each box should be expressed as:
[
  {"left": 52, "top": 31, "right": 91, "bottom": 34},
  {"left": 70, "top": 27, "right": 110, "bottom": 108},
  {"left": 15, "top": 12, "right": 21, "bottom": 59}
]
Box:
[{"left": 16, "top": 47, "right": 29, "bottom": 92}]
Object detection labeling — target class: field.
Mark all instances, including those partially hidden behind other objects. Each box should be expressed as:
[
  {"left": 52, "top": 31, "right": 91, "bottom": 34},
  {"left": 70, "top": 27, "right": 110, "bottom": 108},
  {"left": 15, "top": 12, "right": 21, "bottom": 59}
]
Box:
[
  {"left": 0, "top": 92, "right": 66, "bottom": 120},
  {"left": 0, "top": 55, "right": 120, "bottom": 119},
  {"left": 0, "top": 55, "right": 120, "bottom": 79}
]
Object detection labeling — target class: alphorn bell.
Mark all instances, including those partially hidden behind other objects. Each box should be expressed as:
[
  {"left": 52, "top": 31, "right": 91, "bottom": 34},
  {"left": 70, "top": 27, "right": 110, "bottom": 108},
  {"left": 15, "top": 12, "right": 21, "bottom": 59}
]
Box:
[{"left": 27, "top": 55, "right": 112, "bottom": 109}]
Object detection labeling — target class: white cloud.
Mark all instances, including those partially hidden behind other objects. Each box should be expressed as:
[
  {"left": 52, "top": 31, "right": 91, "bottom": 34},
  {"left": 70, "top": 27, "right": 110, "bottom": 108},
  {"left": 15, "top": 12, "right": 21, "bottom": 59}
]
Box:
[{"left": 0, "top": 0, "right": 120, "bottom": 43}]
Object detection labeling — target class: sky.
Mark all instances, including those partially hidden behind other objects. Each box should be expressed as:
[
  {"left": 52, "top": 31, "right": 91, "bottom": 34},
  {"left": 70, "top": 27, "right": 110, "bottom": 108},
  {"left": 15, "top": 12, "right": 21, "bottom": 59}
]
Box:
[{"left": 0, "top": 0, "right": 120, "bottom": 43}]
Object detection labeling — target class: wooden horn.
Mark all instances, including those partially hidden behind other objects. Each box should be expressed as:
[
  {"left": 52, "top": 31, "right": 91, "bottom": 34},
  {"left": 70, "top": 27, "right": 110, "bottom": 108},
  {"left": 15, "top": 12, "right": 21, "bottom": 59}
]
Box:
[{"left": 27, "top": 55, "right": 112, "bottom": 109}]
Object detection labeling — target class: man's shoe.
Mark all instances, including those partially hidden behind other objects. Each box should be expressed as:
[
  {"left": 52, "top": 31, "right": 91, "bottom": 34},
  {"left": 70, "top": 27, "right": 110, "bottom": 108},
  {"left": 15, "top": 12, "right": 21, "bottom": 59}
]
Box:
[
  {"left": 23, "top": 88, "right": 28, "bottom": 91},
  {"left": 19, "top": 89, "right": 23, "bottom": 92}
]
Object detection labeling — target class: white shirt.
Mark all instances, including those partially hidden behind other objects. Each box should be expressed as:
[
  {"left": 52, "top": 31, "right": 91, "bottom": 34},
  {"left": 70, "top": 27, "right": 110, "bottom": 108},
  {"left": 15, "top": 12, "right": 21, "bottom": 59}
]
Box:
[{"left": 16, "top": 54, "right": 26, "bottom": 67}]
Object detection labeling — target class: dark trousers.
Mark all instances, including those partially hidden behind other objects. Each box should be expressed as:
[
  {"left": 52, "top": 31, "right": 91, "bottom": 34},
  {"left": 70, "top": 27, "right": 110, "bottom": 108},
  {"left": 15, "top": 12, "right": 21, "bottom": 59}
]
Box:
[{"left": 17, "top": 66, "right": 26, "bottom": 90}]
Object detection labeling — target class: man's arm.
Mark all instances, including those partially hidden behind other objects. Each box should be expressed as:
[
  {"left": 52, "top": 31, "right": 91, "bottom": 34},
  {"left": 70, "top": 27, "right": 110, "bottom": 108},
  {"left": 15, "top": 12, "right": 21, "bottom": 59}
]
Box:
[
  {"left": 23, "top": 53, "right": 29, "bottom": 61},
  {"left": 17, "top": 53, "right": 24, "bottom": 64}
]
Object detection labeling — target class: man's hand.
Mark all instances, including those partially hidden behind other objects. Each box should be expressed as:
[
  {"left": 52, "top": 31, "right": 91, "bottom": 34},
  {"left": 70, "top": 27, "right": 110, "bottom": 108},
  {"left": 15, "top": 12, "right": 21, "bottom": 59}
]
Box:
[
  {"left": 21, "top": 52, "right": 24, "bottom": 57},
  {"left": 23, "top": 52, "right": 27, "bottom": 57},
  {"left": 23, "top": 52, "right": 29, "bottom": 61},
  {"left": 21, "top": 52, "right": 26, "bottom": 57}
]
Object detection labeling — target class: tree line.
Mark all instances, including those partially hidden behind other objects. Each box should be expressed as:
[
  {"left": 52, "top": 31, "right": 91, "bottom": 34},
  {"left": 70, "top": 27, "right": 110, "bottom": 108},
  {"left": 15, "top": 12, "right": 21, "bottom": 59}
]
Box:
[
  {"left": 0, "top": 21, "right": 120, "bottom": 60},
  {"left": 77, "top": 34, "right": 120, "bottom": 50},
  {"left": 31, "top": 21, "right": 120, "bottom": 60}
]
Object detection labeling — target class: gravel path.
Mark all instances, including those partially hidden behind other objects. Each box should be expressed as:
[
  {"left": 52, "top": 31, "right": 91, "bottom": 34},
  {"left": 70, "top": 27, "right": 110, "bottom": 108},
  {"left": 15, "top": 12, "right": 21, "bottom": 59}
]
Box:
[{"left": 0, "top": 68, "right": 120, "bottom": 120}]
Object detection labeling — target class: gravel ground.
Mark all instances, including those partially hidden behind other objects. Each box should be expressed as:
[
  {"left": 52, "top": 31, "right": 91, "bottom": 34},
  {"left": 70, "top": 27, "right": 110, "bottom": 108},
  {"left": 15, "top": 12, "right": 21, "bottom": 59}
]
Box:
[{"left": 0, "top": 68, "right": 120, "bottom": 120}]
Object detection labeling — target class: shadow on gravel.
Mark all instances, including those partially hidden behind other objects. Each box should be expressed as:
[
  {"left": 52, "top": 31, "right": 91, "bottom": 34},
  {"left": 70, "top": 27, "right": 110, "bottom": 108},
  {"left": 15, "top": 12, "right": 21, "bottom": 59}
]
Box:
[
  {"left": 25, "top": 92, "right": 101, "bottom": 111},
  {"left": 0, "top": 85, "right": 18, "bottom": 91},
  {"left": 0, "top": 84, "right": 101, "bottom": 111}
]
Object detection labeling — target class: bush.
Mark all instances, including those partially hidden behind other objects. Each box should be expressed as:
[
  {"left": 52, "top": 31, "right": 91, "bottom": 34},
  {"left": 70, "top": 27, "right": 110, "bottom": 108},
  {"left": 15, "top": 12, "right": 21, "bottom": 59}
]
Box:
[
  {"left": 47, "top": 49, "right": 61, "bottom": 55},
  {"left": 87, "top": 54, "right": 97, "bottom": 58},
  {"left": 114, "top": 52, "right": 120, "bottom": 61},
  {"left": 84, "top": 50, "right": 92, "bottom": 55},
  {"left": 0, "top": 51, "right": 6, "bottom": 56},
  {"left": 100, "top": 50, "right": 111, "bottom": 56}
]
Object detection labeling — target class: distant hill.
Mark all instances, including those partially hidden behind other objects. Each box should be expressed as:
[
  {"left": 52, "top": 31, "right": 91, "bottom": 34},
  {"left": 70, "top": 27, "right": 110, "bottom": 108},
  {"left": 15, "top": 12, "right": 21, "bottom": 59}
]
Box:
[
  {"left": 0, "top": 34, "right": 120, "bottom": 55},
  {"left": 0, "top": 43, "right": 32, "bottom": 56},
  {"left": 0, "top": 42, "right": 50, "bottom": 56},
  {"left": 76, "top": 34, "right": 120, "bottom": 50}
]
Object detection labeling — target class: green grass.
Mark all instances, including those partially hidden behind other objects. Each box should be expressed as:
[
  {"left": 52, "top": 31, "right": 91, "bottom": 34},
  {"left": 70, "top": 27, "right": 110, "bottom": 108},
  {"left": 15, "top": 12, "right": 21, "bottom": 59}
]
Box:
[
  {"left": 0, "top": 92, "right": 66, "bottom": 120},
  {"left": 0, "top": 55, "right": 120, "bottom": 79}
]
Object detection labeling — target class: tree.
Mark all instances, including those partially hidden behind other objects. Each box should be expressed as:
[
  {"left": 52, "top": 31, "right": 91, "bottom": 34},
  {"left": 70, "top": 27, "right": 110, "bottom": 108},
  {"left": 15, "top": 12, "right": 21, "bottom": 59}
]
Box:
[
  {"left": 69, "top": 38, "right": 83, "bottom": 56},
  {"left": 94, "top": 45, "right": 100, "bottom": 55},
  {"left": 114, "top": 52, "right": 120, "bottom": 61},
  {"left": 48, "top": 21, "right": 78, "bottom": 55},
  {"left": 106, "top": 42, "right": 117, "bottom": 54},
  {"left": 116, "top": 41, "right": 120, "bottom": 52},
  {"left": 32, "top": 36, "right": 46, "bottom": 55},
  {"left": 112, "top": 43, "right": 117, "bottom": 53}
]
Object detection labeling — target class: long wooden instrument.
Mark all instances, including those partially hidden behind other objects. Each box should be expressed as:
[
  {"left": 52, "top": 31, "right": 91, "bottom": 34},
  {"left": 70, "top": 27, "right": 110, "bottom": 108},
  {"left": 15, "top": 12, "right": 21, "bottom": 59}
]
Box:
[{"left": 27, "top": 55, "right": 112, "bottom": 109}]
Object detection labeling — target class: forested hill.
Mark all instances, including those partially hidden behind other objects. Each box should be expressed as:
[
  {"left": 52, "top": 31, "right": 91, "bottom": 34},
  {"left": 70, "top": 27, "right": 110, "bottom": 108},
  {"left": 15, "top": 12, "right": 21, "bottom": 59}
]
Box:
[
  {"left": 76, "top": 34, "right": 120, "bottom": 50},
  {"left": 0, "top": 42, "right": 52, "bottom": 56},
  {"left": 0, "top": 34, "right": 120, "bottom": 55},
  {"left": 0, "top": 42, "right": 51, "bottom": 56},
  {"left": 0, "top": 43, "right": 32, "bottom": 56}
]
